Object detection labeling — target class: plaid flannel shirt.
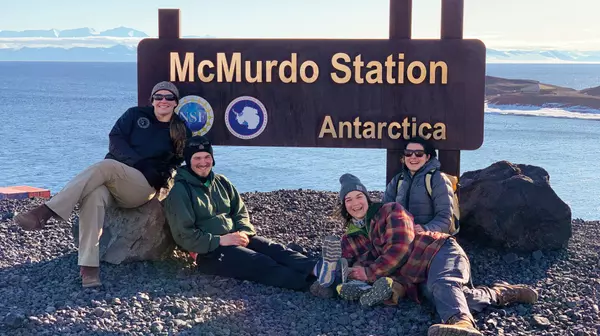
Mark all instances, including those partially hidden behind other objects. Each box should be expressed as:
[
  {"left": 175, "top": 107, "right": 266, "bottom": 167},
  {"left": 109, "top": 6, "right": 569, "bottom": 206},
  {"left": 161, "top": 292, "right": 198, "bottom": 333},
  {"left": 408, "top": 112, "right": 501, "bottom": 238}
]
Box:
[{"left": 341, "top": 202, "right": 449, "bottom": 302}]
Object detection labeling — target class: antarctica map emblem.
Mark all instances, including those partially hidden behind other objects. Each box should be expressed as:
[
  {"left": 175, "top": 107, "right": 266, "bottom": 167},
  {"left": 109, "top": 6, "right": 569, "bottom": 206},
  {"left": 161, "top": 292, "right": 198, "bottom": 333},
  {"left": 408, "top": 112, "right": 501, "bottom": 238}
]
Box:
[
  {"left": 175, "top": 95, "right": 215, "bottom": 136},
  {"left": 225, "top": 96, "right": 268, "bottom": 140}
]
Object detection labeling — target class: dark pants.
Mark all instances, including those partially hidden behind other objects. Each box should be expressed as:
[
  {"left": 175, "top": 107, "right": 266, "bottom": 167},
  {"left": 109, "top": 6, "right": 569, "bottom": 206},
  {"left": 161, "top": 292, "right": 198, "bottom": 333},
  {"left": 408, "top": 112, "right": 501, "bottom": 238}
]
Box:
[{"left": 196, "top": 236, "right": 318, "bottom": 290}]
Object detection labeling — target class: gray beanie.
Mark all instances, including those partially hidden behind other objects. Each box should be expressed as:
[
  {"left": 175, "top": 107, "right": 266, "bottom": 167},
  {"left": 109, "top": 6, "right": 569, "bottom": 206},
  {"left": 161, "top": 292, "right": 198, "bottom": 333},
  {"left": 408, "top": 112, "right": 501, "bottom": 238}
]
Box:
[
  {"left": 151, "top": 81, "right": 180, "bottom": 100},
  {"left": 339, "top": 173, "right": 368, "bottom": 201}
]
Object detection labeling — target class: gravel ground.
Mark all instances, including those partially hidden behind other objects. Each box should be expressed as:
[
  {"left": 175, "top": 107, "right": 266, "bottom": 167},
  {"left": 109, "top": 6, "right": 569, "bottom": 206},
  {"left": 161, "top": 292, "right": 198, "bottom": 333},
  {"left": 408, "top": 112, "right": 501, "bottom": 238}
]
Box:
[{"left": 1, "top": 190, "right": 599, "bottom": 336}]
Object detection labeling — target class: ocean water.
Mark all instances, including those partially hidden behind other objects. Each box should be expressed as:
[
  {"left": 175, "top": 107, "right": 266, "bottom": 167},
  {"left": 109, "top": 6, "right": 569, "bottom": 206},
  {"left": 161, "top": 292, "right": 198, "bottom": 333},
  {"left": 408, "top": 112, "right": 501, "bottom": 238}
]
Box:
[{"left": 0, "top": 62, "right": 599, "bottom": 219}]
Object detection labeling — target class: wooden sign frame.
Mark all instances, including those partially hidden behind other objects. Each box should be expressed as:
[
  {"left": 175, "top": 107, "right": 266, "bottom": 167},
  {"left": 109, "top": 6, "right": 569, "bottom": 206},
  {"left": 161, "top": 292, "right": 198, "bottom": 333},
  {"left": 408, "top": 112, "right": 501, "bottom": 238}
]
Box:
[{"left": 137, "top": 0, "right": 483, "bottom": 183}]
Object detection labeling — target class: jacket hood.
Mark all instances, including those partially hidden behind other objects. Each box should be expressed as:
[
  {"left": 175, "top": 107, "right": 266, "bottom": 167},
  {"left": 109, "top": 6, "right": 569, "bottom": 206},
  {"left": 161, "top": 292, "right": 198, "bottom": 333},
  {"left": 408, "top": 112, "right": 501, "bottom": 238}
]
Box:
[{"left": 175, "top": 166, "right": 214, "bottom": 187}]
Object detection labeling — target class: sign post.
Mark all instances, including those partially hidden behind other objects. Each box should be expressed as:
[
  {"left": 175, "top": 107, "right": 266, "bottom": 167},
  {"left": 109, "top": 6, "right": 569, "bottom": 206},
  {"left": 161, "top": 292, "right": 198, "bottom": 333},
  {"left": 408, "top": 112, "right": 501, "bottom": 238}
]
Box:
[
  {"left": 386, "top": 0, "right": 413, "bottom": 184},
  {"left": 138, "top": 0, "right": 485, "bottom": 187}
]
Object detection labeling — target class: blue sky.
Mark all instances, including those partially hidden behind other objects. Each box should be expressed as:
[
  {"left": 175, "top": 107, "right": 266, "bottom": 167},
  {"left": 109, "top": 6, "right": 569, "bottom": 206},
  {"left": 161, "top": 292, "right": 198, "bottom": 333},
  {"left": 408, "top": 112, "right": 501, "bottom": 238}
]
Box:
[{"left": 2, "top": 0, "right": 599, "bottom": 49}]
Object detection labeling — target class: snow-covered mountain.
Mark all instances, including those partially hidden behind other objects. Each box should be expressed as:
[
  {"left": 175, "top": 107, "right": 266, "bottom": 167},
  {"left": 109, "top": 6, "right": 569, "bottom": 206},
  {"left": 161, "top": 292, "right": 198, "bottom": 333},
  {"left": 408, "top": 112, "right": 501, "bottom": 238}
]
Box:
[
  {"left": 0, "top": 27, "right": 598, "bottom": 63},
  {"left": 486, "top": 49, "right": 600, "bottom": 63},
  {"left": 0, "top": 27, "right": 147, "bottom": 38}
]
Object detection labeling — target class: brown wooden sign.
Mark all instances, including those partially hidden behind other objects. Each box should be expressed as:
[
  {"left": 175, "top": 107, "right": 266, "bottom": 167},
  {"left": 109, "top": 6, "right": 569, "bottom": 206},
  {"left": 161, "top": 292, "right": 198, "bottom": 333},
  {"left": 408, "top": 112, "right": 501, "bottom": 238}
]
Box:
[
  {"left": 140, "top": 1, "right": 482, "bottom": 180},
  {"left": 138, "top": 38, "right": 485, "bottom": 150}
]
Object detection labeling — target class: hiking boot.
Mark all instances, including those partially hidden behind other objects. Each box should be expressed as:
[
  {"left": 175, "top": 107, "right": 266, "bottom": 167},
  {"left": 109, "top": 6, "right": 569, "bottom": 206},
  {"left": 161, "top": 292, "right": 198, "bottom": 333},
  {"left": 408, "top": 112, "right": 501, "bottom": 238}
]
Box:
[
  {"left": 80, "top": 266, "right": 102, "bottom": 288},
  {"left": 385, "top": 281, "right": 406, "bottom": 305},
  {"left": 14, "top": 204, "right": 55, "bottom": 231},
  {"left": 310, "top": 281, "right": 336, "bottom": 299},
  {"left": 316, "top": 235, "right": 342, "bottom": 287},
  {"left": 491, "top": 281, "right": 539, "bottom": 306},
  {"left": 336, "top": 280, "right": 372, "bottom": 301},
  {"left": 359, "top": 277, "right": 393, "bottom": 307},
  {"left": 428, "top": 314, "right": 482, "bottom": 336}
]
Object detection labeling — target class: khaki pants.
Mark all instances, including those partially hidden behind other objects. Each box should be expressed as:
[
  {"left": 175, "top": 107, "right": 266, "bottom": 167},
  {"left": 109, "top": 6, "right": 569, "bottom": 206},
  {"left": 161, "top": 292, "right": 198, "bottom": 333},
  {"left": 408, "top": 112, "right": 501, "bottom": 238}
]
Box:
[{"left": 46, "top": 159, "right": 156, "bottom": 267}]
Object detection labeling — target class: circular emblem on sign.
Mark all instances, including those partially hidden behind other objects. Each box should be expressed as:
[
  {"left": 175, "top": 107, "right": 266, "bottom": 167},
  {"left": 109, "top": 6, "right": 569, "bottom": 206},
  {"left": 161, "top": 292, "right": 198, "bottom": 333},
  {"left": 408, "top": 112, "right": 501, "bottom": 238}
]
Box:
[
  {"left": 174, "top": 95, "right": 215, "bottom": 136},
  {"left": 137, "top": 117, "right": 150, "bottom": 129},
  {"left": 225, "top": 96, "right": 268, "bottom": 140}
]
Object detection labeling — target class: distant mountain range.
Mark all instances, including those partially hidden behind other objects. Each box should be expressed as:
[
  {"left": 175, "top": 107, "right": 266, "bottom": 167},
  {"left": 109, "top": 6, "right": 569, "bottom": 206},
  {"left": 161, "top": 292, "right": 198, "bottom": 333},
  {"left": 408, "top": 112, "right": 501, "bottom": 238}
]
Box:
[
  {"left": 1, "top": 27, "right": 599, "bottom": 63},
  {"left": 0, "top": 27, "right": 148, "bottom": 38}
]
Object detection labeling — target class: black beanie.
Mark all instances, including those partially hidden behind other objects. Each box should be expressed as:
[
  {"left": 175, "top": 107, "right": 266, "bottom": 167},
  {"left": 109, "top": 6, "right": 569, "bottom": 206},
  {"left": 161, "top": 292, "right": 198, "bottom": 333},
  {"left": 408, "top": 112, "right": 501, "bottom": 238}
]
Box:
[
  {"left": 338, "top": 173, "right": 368, "bottom": 201},
  {"left": 184, "top": 136, "right": 215, "bottom": 167}
]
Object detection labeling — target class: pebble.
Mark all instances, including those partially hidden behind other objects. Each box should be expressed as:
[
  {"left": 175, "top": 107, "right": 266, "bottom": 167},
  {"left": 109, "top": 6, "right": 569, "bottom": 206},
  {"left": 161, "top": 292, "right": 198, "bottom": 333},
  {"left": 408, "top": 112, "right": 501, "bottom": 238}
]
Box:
[
  {"left": 1, "top": 195, "right": 599, "bottom": 336},
  {"left": 502, "top": 253, "right": 519, "bottom": 264},
  {"left": 533, "top": 315, "right": 551, "bottom": 328}
]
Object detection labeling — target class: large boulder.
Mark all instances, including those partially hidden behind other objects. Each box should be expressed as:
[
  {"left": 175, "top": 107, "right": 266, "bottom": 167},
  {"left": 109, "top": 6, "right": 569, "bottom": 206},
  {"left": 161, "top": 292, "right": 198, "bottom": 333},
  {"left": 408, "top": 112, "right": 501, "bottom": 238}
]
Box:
[
  {"left": 458, "top": 160, "right": 572, "bottom": 251},
  {"left": 73, "top": 195, "right": 175, "bottom": 265}
]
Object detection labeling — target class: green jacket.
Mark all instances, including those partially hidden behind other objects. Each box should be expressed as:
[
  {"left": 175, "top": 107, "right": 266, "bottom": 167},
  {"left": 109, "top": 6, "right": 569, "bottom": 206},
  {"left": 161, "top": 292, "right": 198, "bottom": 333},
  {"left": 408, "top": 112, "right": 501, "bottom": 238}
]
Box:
[{"left": 163, "top": 167, "right": 256, "bottom": 254}]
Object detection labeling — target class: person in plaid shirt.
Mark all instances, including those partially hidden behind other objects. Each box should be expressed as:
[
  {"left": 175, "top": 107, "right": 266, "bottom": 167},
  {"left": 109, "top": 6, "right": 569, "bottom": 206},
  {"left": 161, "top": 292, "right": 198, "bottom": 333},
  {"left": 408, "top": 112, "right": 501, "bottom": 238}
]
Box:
[{"left": 334, "top": 173, "right": 539, "bottom": 336}]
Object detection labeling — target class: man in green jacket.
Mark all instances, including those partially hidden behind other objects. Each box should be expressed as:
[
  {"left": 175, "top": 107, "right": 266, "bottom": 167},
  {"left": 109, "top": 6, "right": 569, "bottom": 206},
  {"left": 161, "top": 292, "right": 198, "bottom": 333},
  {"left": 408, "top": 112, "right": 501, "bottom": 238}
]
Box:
[{"left": 164, "top": 136, "right": 322, "bottom": 290}]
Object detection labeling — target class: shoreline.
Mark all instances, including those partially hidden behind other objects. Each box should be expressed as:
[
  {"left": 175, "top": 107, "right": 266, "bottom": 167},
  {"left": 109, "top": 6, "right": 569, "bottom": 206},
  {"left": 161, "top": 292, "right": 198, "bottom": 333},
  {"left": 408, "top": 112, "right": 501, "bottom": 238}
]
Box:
[{"left": 485, "top": 75, "right": 600, "bottom": 112}]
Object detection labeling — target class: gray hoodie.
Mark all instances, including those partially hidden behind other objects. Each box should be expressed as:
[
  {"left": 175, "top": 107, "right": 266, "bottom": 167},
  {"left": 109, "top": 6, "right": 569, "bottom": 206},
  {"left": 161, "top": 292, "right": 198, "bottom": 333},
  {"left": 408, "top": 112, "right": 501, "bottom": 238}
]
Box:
[{"left": 383, "top": 158, "right": 454, "bottom": 233}]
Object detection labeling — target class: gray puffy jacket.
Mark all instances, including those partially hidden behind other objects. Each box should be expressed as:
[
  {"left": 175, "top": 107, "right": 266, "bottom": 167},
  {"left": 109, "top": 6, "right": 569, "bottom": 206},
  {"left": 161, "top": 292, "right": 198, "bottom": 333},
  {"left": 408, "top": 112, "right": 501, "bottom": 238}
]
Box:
[{"left": 382, "top": 158, "right": 454, "bottom": 233}]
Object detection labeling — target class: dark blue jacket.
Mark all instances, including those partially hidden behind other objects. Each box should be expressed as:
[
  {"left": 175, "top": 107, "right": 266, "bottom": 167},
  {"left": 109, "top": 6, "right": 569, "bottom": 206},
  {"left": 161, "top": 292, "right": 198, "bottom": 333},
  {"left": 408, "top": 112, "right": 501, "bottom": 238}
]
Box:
[{"left": 105, "top": 106, "right": 190, "bottom": 189}]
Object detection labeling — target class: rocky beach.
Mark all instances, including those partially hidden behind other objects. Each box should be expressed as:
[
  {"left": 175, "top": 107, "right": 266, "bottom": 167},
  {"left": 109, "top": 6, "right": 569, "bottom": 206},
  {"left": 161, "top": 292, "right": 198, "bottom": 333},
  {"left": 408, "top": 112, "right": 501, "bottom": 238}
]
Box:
[{"left": 1, "top": 190, "right": 599, "bottom": 336}]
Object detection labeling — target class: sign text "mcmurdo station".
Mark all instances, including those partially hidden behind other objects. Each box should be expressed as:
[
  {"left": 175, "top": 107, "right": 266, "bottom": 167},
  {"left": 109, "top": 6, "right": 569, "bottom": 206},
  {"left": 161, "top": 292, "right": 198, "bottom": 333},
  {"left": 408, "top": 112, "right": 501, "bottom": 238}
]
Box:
[{"left": 169, "top": 52, "right": 449, "bottom": 85}]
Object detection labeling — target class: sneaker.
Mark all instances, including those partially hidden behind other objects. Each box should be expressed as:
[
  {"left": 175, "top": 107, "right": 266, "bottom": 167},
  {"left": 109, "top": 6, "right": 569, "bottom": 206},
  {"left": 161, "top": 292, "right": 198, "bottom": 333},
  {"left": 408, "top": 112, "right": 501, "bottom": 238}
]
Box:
[
  {"left": 14, "top": 204, "right": 55, "bottom": 231},
  {"left": 316, "top": 236, "right": 342, "bottom": 287},
  {"left": 491, "top": 281, "right": 539, "bottom": 306},
  {"left": 359, "top": 277, "right": 393, "bottom": 307},
  {"left": 80, "top": 266, "right": 102, "bottom": 288},
  {"left": 336, "top": 280, "right": 372, "bottom": 301},
  {"left": 310, "top": 281, "right": 336, "bottom": 299},
  {"left": 428, "top": 314, "right": 482, "bottom": 336}
]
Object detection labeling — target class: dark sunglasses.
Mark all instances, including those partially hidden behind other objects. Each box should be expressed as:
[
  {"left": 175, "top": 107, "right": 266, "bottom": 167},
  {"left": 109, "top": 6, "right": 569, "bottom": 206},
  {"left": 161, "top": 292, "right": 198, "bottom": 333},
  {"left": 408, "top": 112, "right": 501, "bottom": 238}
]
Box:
[
  {"left": 404, "top": 149, "right": 426, "bottom": 158},
  {"left": 152, "top": 93, "right": 177, "bottom": 101}
]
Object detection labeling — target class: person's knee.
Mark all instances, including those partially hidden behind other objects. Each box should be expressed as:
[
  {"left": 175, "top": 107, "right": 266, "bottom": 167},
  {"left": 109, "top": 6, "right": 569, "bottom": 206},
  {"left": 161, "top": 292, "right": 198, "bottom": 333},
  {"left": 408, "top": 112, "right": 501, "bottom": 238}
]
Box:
[
  {"left": 249, "top": 235, "right": 271, "bottom": 244},
  {"left": 88, "top": 159, "right": 122, "bottom": 175},
  {"left": 82, "top": 186, "right": 111, "bottom": 207}
]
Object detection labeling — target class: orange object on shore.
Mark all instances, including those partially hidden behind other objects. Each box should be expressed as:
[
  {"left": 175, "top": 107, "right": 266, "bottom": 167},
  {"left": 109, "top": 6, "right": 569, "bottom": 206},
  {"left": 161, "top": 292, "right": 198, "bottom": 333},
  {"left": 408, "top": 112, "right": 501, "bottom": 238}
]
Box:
[{"left": 0, "top": 186, "right": 51, "bottom": 200}]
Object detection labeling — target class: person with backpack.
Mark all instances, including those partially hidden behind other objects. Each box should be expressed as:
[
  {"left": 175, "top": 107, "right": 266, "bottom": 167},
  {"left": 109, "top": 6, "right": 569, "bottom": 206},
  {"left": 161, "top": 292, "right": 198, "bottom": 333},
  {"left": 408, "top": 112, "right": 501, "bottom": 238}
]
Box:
[
  {"left": 163, "top": 136, "right": 324, "bottom": 290},
  {"left": 383, "top": 136, "right": 459, "bottom": 235},
  {"left": 331, "top": 173, "right": 538, "bottom": 336}
]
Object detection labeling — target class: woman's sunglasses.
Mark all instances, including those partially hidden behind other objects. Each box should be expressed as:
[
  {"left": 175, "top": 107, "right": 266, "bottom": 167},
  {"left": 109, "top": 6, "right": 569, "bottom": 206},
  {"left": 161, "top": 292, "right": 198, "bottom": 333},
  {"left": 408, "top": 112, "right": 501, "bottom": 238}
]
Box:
[
  {"left": 404, "top": 149, "right": 426, "bottom": 158},
  {"left": 152, "top": 93, "right": 177, "bottom": 101}
]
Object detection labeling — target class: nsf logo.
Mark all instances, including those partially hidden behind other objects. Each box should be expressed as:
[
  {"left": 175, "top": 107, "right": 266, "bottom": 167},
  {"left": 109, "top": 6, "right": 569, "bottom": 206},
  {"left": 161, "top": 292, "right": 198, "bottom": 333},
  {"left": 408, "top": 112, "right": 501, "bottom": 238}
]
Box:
[
  {"left": 175, "top": 95, "right": 215, "bottom": 136},
  {"left": 225, "top": 96, "right": 268, "bottom": 140}
]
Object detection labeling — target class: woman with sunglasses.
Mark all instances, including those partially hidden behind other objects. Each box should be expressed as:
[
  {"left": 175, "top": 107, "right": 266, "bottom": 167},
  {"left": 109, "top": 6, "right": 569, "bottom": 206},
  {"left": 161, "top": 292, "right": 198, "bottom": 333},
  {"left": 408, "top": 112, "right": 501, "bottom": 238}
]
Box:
[
  {"left": 15, "top": 81, "right": 190, "bottom": 288},
  {"left": 383, "top": 136, "right": 455, "bottom": 234}
]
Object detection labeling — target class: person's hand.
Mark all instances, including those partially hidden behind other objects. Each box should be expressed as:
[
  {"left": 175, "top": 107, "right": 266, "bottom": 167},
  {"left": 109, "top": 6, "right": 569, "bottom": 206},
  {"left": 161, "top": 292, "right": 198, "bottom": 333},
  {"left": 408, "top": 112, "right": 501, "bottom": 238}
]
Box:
[
  {"left": 236, "top": 231, "right": 250, "bottom": 247},
  {"left": 348, "top": 266, "right": 368, "bottom": 281},
  {"left": 219, "top": 232, "right": 249, "bottom": 246},
  {"left": 414, "top": 224, "right": 425, "bottom": 234}
]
